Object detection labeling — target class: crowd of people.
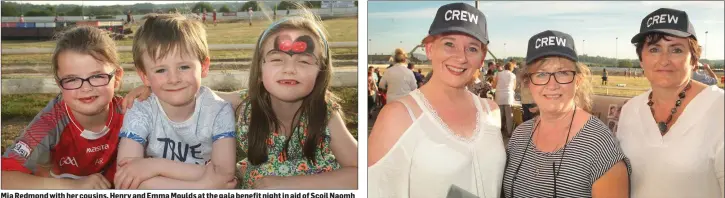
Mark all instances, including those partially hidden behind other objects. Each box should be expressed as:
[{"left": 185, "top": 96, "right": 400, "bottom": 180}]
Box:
[{"left": 368, "top": 3, "right": 723, "bottom": 198}]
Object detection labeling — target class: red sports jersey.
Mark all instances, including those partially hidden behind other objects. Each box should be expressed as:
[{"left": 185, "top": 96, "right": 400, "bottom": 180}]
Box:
[
  {"left": 213, "top": 12, "right": 217, "bottom": 19},
  {"left": 2, "top": 95, "right": 124, "bottom": 183}
]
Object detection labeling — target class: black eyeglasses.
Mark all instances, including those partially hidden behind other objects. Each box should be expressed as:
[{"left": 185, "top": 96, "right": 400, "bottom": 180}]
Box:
[
  {"left": 57, "top": 70, "right": 116, "bottom": 90},
  {"left": 528, "top": 71, "right": 577, "bottom": 85}
]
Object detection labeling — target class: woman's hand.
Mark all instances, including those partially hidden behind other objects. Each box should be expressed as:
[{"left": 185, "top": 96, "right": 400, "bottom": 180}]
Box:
[{"left": 122, "top": 85, "right": 152, "bottom": 114}]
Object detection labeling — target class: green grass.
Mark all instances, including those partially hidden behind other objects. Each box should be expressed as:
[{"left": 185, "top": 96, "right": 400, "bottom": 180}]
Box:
[
  {"left": 1, "top": 18, "right": 358, "bottom": 49},
  {"left": 590, "top": 75, "right": 724, "bottom": 97},
  {"left": 1, "top": 87, "right": 358, "bottom": 152},
  {"left": 1, "top": 18, "right": 358, "bottom": 66},
  {"left": 2, "top": 48, "right": 358, "bottom": 66}
]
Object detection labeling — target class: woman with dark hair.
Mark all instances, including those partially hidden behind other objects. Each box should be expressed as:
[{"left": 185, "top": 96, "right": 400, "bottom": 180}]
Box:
[{"left": 617, "top": 8, "right": 723, "bottom": 198}]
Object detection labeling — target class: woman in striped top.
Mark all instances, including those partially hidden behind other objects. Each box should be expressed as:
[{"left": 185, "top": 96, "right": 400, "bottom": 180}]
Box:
[{"left": 501, "top": 30, "right": 631, "bottom": 198}]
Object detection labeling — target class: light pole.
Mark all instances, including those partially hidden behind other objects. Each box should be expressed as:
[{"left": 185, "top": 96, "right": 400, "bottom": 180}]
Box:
[
  {"left": 504, "top": 43, "right": 507, "bottom": 58},
  {"left": 582, "top": 39, "right": 586, "bottom": 56},
  {"left": 705, "top": 31, "right": 709, "bottom": 59},
  {"left": 615, "top": 37, "right": 618, "bottom": 67}
]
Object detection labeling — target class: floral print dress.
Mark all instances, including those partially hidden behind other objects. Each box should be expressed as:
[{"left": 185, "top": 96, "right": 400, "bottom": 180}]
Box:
[{"left": 235, "top": 90, "right": 342, "bottom": 189}]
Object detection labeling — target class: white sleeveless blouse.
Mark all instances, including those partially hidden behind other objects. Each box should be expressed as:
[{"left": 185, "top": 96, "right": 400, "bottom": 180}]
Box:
[{"left": 368, "top": 89, "right": 507, "bottom": 198}]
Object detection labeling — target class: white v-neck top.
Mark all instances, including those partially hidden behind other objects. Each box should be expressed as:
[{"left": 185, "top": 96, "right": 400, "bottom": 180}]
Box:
[
  {"left": 616, "top": 85, "right": 724, "bottom": 198},
  {"left": 368, "top": 90, "right": 506, "bottom": 198}
]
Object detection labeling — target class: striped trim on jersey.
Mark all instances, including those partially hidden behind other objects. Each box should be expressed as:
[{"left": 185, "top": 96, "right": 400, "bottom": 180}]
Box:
[
  {"left": 1, "top": 95, "right": 124, "bottom": 174},
  {"left": 502, "top": 116, "right": 631, "bottom": 198}
]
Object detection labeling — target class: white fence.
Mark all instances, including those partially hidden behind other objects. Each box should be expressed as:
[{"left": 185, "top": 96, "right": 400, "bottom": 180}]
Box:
[{"left": 2, "top": 69, "right": 357, "bottom": 94}]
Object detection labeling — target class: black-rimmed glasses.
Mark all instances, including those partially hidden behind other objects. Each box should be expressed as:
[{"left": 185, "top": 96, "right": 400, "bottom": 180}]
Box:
[
  {"left": 528, "top": 71, "right": 577, "bottom": 85},
  {"left": 57, "top": 70, "right": 116, "bottom": 90}
]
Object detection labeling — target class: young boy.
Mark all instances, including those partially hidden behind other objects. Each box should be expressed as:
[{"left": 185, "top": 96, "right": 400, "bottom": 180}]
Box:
[{"left": 114, "top": 13, "right": 236, "bottom": 189}]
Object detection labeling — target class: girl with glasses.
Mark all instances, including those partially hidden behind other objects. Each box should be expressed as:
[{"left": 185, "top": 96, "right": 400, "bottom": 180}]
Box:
[{"left": 2, "top": 26, "right": 125, "bottom": 189}]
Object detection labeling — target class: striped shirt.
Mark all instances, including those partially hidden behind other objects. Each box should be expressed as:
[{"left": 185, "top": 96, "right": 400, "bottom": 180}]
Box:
[{"left": 502, "top": 116, "right": 631, "bottom": 198}]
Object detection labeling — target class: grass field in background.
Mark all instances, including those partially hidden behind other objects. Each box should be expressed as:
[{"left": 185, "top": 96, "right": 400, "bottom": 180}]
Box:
[
  {"left": 1, "top": 87, "right": 358, "bottom": 152},
  {"left": 1, "top": 18, "right": 358, "bottom": 49},
  {"left": 1, "top": 18, "right": 358, "bottom": 65},
  {"left": 2, "top": 48, "right": 358, "bottom": 66},
  {"left": 370, "top": 64, "right": 724, "bottom": 98}
]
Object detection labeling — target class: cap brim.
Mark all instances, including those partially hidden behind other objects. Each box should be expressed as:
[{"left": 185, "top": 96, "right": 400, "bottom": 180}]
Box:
[
  {"left": 427, "top": 26, "right": 489, "bottom": 45},
  {"left": 526, "top": 51, "right": 578, "bottom": 65},
  {"left": 630, "top": 29, "right": 692, "bottom": 43}
]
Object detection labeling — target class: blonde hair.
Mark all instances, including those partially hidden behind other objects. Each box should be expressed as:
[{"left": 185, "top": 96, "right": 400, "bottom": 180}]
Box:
[
  {"left": 519, "top": 57, "right": 593, "bottom": 113},
  {"left": 471, "top": 69, "right": 481, "bottom": 84},
  {"left": 393, "top": 48, "right": 407, "bottom": 63},
  {"left": 132, "top": 13, "right": 209, "bottom": 73},
  {"left": 244, "top": 4, "right": 337, "bottom": 166},
  {"left": 504, "top": 62, "right": 515, "bottom": 71}
]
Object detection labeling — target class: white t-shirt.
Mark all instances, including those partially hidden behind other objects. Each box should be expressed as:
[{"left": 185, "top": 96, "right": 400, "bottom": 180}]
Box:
[
  {"left": 616, "top": 85, "right": 724, "bottom": 198},
  {"left": 120, "top": 86, "right": 236, "bottom": 165},
  {"left": 380, "top": 63, "right": 417, "bottom": 102},
  {"left": 495, "top": 70, "right": 516, "bottom": 105}
]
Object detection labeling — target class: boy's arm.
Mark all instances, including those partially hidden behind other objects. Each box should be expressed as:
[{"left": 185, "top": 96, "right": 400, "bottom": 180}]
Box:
[
  {"left": 115, "top": 100, "right": 154, "bottom": 189},
  {"left": 137, "top": 176, "right": 206, "bottom": 189},
  {"left": 208, "top": 103, "right": 238, "bottom": 179},
  {"left": 150, "top": 158, "right": 205, "bottom": 181},
  {"left": 255, "top": 111, "right": 358, "bottom": 189},
  {"left": 138, "top": 162, "right": 236, "bottom": 189},
  {"left": 137, "top": 136, "right": 236, "bottom": 189},
  {"left": 149, "top": 101, "right": 237, "bottom": 181}
]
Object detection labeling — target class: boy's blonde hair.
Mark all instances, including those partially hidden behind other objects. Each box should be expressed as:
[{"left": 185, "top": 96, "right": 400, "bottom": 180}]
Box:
[{"left": 132, "top": 13, "right": 209, "bottom": 72}]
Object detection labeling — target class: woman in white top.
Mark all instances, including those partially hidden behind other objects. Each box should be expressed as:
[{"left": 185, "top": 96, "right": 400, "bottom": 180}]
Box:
[
  {"left": 493, "top": 62, "right": 517, "bottom": 138},
  {"left": 368, "top": 3, "right": 505, "bottom": 198},
  {"left": 617, "top": 8, "right": 724, "bottom": 198},
  {"left": 379, "top": 48, "right": 418, "bottom": 102}
]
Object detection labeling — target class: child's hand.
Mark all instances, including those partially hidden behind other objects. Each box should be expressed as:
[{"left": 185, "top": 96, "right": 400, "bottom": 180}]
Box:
[
  {"left": 114, "top": 158, "right": 158, "bottom": 189},
  {"left": 121, "top": 86, "right": 152, "bottom": 114},
  {"left": 253, "top": 176, "right": 284, "bottom": 189},
  {"left": 200, "top": 162, "right": 237, "bottom": 189},
  {"left": 72, "top": 173, "right": 112, "bottom": 189}
]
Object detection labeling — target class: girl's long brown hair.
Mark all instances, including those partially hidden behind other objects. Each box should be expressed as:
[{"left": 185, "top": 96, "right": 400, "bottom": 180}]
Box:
[{"left": 239, "top": 3, "right": 336, "bottom": 166}]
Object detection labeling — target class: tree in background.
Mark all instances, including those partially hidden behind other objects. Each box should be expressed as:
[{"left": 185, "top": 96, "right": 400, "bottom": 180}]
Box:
[
  {"left": 219, "top": 5, "right": 231, "bottom": 13},
  {"left": 241, "top": 1, "right": 259, "bottom": 12},
  {"left": 277, "top": 1, "right": 296, "bottom": 10},
  {"left": 304, "top": 1, "right": 321, "bottom": 8},
  {"left": 67, "top": 6, "right": 83, "bottom": 16},
  {"left": 192, "top": 2, "right": 213, "bottom": 14},
  {"left": 2, "top": 2, "right": 20, "bottom": 16},
  {"left": 618, "top": 60, "right": 633, "bottom": 68},
  {"left": 25, "top": 9, "right": 54, "bottom": 16}
]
